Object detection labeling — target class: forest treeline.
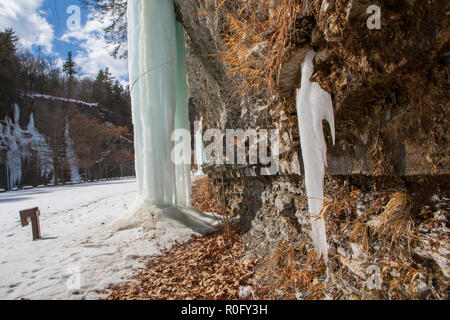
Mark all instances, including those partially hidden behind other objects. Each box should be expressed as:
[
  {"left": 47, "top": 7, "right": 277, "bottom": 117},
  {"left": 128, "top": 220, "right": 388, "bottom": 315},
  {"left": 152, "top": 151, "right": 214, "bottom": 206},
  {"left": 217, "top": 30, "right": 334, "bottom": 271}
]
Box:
[
  {"left": 0, "top": 28, "right": 135, "bottom": 188},
  {"left": 0, "top": 28, "right": 132, "bottom": 128}
]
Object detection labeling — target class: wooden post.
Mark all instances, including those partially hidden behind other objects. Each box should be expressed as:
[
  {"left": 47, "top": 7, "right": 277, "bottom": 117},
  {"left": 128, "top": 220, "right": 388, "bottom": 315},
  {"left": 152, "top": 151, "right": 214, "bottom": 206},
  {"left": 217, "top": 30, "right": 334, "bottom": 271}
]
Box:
[{"left": 19, "top": 207, "right": 42, "bottom": 241}]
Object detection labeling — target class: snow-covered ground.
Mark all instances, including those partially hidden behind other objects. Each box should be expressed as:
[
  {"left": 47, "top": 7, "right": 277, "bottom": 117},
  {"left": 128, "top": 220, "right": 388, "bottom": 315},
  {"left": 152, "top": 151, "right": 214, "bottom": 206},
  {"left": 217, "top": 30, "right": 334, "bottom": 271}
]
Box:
[
  {"left": 0, "top": 178, "right": 211, "bottom": 300},
  {"left": 25, "top": 93, "right": 99, "bottom": 108}
]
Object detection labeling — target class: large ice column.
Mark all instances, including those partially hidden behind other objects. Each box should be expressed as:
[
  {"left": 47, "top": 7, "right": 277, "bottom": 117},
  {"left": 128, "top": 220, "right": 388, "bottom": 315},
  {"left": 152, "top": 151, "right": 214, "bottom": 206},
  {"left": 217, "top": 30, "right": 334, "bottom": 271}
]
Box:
[
  {"left": 120, "top": 0, "right": 216, "bottom": 234},
  {"left": 194, "top": 118, "right": 206, "bottom": 176},
  {"left": 296, "top": 50, "right": 335, "bottom": 262},
  {"left": 128, "top": 0, "right": 178, "bottom": 207},
  {"left": 174, "top": 22, "right": 192, "bottom": 207},
  {"left": 127, "top": 0, "right": 191, "bottom": 208}
]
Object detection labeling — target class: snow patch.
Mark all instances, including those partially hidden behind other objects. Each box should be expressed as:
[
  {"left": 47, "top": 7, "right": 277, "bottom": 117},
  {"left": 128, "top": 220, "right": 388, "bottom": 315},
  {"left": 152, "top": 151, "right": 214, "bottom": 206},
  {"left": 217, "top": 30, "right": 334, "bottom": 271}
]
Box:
[
  {"left": 26, "top": 93, "right": 99, "bottom": 108},
  {"left": 0, "top": 178, "right": 219, "bottom": 299}
]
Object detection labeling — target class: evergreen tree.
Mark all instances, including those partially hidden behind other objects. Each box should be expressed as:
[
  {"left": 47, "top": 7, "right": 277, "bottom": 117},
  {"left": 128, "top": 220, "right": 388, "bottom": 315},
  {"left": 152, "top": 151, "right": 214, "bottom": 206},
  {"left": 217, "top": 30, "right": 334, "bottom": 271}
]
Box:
[
  {"left": 63, "top": 51, "right": 77, "bottom": 80},
  {"left": 0, "top": 28, "right": 19, "bottom": 117},
  {"left": 63, "top": 51, "right": 77, "bottom": 98}
]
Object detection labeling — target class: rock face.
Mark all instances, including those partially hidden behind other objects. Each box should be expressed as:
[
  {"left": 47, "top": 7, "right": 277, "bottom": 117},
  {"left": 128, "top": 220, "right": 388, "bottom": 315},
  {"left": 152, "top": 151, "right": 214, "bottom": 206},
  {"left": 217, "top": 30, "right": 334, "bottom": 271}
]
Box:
[
  {"left": 0, "top": 96, "right": 134, "bottom": 188},
  {"left": 175, "top": 0, "right": 449, "bottom": 298}
]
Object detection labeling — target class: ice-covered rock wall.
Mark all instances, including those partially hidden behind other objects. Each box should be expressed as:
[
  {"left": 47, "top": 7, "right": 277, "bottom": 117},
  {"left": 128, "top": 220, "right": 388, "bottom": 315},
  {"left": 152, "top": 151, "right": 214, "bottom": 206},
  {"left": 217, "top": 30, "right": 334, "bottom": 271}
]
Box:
[
  {"left": 27, "top": 114, "right": 54, "bottom": 181},
  {"left": 64, "top": 119, "right": 81, "bottom": 183},
  {"left": 194, "top": 117, "right": 205, "bottom": 176},
  {"left": 0, "top": 104, "right": 54, "bottom": 189}
]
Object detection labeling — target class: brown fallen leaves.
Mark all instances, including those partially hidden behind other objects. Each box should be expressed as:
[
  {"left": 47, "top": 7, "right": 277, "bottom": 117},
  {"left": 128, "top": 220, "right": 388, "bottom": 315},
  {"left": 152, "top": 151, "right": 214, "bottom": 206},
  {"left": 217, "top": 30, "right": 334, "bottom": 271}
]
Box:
[
  {"left": 105, "top": 231, "right": 258, "bottom": 300},
  {"left": 191, "top": 177, "right": 217, "bottom": 213}
]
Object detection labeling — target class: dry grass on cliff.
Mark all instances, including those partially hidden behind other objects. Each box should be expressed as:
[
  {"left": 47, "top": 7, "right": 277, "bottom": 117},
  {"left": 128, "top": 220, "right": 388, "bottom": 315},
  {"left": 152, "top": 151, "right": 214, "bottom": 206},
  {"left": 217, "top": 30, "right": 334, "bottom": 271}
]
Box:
[
  {"left": 255, "top": 240, "right": 326, "bottom": 300},
  {"left": 220, "top": 0, "right": 303, "bottom": 100},
  {"left": 374, "top": 192, "right": 417, "bottom": 251}
]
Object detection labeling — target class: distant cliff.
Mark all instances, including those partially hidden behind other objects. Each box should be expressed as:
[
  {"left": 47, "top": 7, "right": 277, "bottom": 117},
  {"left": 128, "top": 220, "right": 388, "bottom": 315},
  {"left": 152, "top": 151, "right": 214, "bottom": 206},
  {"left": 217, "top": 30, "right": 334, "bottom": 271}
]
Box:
[{"left": 0, "top": 94, "right": 134, "bottom": 190}]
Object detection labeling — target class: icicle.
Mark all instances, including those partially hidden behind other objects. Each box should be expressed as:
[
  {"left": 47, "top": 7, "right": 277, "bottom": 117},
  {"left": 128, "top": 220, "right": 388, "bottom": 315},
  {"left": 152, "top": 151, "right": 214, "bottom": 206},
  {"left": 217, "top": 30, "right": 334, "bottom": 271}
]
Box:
[
  {"left": 13, "top": 103, "right": 20, "bottom": 123},
  {"left": 174, "top": 21, "right": 192, "bottom": 208},
  {"left": 194, "top": 117, "right": 206, "bottom": 176},
  {"left": 0, "top": 105, "right": 55, "bottom": 188},
  {"left": 64, "top": 118, "right": 81, "bottom": 183},
  {"left": 296, "top": 50, "right": 335, "bottom": 263},
  {"left": 27, "top": 113, "right": 54, "bottom": 179},
  {"left": 5, "top": 104, "right": 25, "bottom": 189}
]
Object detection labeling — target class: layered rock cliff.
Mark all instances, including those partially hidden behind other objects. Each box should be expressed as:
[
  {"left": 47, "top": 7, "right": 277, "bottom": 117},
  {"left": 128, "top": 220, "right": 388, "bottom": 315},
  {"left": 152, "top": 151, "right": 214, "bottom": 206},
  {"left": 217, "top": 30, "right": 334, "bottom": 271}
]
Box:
[
  {"left": 173, "top": 0, "right": 448, "bottom": 299},
  {"left": 0, "top": 95, "right": 134, "bottom": 189}
]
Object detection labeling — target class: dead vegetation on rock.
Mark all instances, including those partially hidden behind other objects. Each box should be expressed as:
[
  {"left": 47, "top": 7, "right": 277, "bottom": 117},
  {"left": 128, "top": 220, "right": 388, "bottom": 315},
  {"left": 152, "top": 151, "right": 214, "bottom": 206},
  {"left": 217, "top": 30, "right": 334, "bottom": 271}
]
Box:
[
  {"left": 220, "top": 0, "right": 304, "bottom": 100},
  {"left": 191, "top": 177, "right": 217, "bottom": 213},
  {"left": 324, "top": 177, "right": 449, "bottom": 299},
  {"left": 255, "top": 239, "right": 327, "bottom": 300},
  {"left": 373, "top": 192, "right": 417, "bottom": 251}
]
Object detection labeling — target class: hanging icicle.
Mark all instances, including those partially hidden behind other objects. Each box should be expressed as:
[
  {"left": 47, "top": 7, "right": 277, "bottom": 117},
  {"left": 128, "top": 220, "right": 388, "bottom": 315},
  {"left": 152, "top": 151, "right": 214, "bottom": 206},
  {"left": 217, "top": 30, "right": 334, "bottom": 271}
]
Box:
[
  {"left": 296, "top": 50, "right": 335, "bottom": 263},
  {"left": 194, "top": 117, "right": 206, "bottom": 176}
]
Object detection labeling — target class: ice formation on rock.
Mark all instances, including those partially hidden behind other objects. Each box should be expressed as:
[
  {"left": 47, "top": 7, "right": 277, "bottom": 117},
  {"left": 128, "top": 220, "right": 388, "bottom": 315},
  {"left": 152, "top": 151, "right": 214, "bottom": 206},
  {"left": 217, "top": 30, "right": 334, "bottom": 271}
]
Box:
[
  {"left": 0, "top": 104, "right": 54, "bottom": 189},
  {"left": 2, "top": 105, "right": 24, "bottom": 189},
  {"left": 296, "top": 50, "right": 335, "bottom": 262},
  {"left": 174, "top": 21, "right": 192, "bottom": 207},
  {"left": 27, "top": 113, "right": 54, "bottom": 180},
  {"left": 64, "top": 118, "right": 82, "bottom": 183},
  {"left": 119, "top": 0, "right": 215, "bottom": 233},
  {"left": 128, "top": 0, "right": 177, "bottom": 206},
  {"left": 194, "top": 118, "right": 206, "bottom": 176}
]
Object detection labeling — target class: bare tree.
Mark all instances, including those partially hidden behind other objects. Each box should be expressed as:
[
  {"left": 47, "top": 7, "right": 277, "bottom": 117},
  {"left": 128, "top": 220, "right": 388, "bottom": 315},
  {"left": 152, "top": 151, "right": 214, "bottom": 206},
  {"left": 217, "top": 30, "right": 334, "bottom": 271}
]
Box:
[{"left": 81, "top": 0, "right": 128, "bottom": 59}]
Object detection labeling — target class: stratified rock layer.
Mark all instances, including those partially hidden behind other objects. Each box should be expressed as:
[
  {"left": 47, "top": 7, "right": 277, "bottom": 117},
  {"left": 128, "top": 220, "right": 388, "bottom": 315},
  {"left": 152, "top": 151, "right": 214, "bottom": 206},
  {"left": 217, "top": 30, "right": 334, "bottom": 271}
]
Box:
[{"left": 175, "top": 0, "right": 449, "bottom": 299}]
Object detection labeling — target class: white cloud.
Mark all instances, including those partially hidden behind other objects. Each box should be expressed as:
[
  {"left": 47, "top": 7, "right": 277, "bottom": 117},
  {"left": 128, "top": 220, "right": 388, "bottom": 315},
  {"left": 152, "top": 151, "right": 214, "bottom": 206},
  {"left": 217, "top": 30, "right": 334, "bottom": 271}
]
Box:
[
  {"left": 61, "top": 12, "right": 128, "bottom": 83},
  {"left": 0, "top": 0, "right": 54, "bottom": 53}
]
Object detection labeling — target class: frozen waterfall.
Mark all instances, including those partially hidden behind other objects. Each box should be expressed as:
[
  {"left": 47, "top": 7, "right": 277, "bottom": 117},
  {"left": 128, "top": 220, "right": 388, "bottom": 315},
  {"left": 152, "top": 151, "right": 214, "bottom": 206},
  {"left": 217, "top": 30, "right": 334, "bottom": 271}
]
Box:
[
  {"left": 296, "top": 50, "right": 335, "bottom": 262},
  {"left": 64, "top": 119, "right": 82, "bottom": 183},
  {"left": 194, "top": 118, "right": 206, "bottom": 176},
  {"left": 116, "top": 0, "right": 215, "bottom": 233},
  {"left": 27, "top": 113, "right": 54, "bottom": 181},
  {"left": 0, "top": 104, "right": 54, "bottom": 189}
]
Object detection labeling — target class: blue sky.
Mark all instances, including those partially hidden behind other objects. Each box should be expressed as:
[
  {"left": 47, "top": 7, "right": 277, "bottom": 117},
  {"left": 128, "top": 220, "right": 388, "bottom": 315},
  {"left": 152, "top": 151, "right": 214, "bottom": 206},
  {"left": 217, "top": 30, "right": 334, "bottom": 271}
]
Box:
[{"left": 0, "top": 0, "right": 129, "bottom": 84}]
